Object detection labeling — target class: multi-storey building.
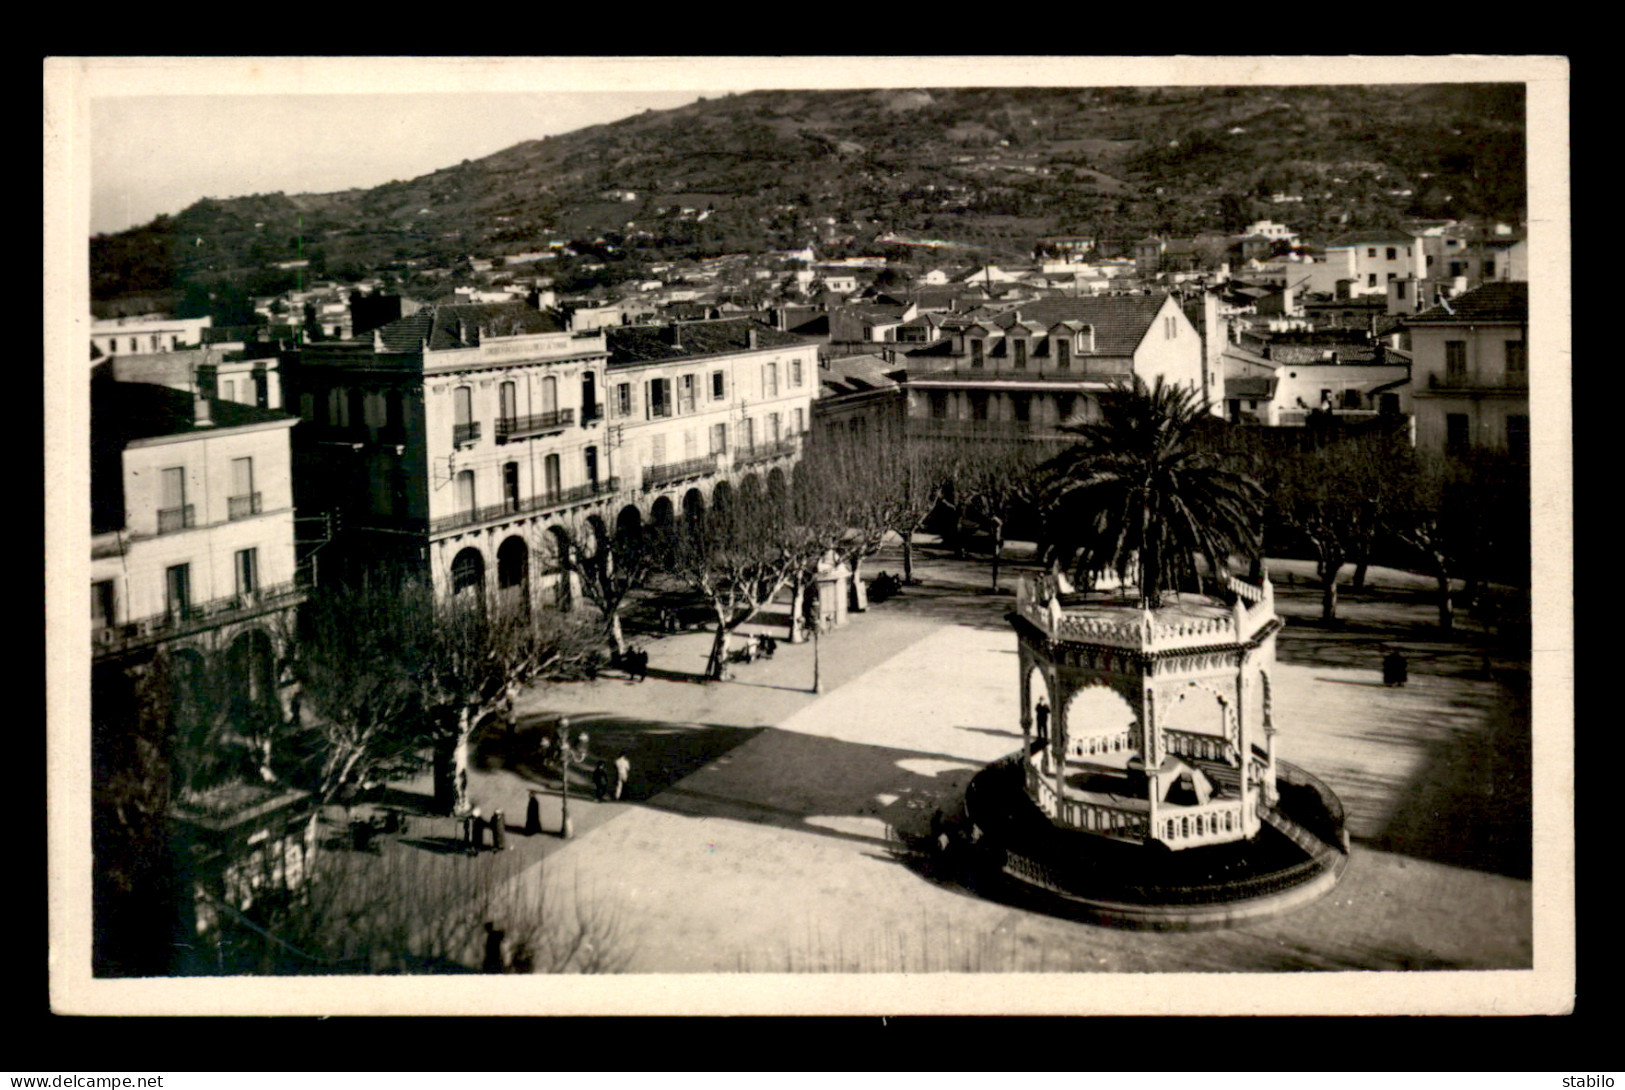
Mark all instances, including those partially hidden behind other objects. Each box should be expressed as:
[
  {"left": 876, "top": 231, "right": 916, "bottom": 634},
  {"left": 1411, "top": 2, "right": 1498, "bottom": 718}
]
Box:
[
  {"left": 601, "top": 318, "right": 818, "bottom": 534},
  {"left": 91, "top": 366, "right": 303, "bottom": 706},
  {"left": 1310, "top": 230, "right": 1427, "bottom": 297},
  {"left": 1404, "top": 281, "right": 1528, "bottom": 461},
  {"left": 92, "top": 347, "right": 284, "bottom": 410},
  {"left": 288, "top": 301, "right": 613, "bottom": 610},
  {"left": 90, "top": 314, "right": 214, "bottom": 360},
  {"left": 902, "top": 295, "right": 1206, "bottom": 441}
]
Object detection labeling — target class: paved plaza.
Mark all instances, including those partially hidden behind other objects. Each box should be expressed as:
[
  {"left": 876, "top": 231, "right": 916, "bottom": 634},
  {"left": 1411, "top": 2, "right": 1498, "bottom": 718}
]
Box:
[{"left": 435, "top": 543, "right": 1533, "bottom": 974}]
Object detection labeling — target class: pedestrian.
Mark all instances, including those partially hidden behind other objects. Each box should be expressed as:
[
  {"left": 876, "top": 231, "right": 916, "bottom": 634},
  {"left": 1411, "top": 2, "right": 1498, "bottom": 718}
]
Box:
[
  {"left": 482, "top": 922, "right": 505, "bottom": 973},
  {"left": 614, "top": 752, "right": 631, "bottom": 800},
  {"left": 525, "top": 791, "right": 542, "bottom": 836},
  {"left": 1035, "top": 697, "right": 1050, "bottom": 743},
  {"left": 490, "top": 809, "right": 507, "bottom": 852},
  {"left": 593, "top": 761, "right": 610, "bottom": 802},
  {"left": 466, "top": 807, "right": 484, "bottom": 854}
]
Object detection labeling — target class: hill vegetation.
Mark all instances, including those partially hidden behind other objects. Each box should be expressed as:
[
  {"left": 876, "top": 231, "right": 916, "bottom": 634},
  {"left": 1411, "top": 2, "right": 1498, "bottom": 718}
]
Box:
[{"left": 90, "top": 84, "right": 1526, "bottom": 312}]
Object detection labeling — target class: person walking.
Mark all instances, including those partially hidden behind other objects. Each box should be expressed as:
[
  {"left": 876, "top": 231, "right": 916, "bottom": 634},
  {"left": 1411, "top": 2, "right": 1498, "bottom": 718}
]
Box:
[
  {"left": 614, "top": 752, "right": 631, "bottom": 801},
  {"left": 593, "top": 760, "right": 611, "bottom": 802}
]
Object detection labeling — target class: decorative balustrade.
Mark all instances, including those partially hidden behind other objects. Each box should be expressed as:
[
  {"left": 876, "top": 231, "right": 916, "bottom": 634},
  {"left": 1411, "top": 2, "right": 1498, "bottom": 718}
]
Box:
[
  {"left": 1068, "top": 730, "right": 1137, "bottom": 761},
  {"left": 1153, "top": 799, "right": 1245, "bottom": 846},
  {"left": 1018, "top": 573, "right": 1277, "bottom": 651},
  {"left": 1025, "top": 757, "right": 1148, "bottom": 839},
  {"left": 643, "top": 454, "right": 718, "bottom": 489},
  {"left": 452, "top": 422, "right": 481, "bottom": 446},
  {"left": 94, "top": 582, "right": 304, "bottom": 657},
  {"left": 227, "top": 493, "right": 263, "bottom": 521},
  {"left": 157, "top": 505, "right": 195, "bottom": 535},
  {"left": 495, "top": 409, "right": 575, "bottom": 442},
  {"left": 734, "top": 437, "right": 799, "bottom": 466},
  {"left": 1162, "top": 729, "right": 1233, "bottom": 764},
  {"left": 429, "top": 478, "right": 621, "bottom": 535}
]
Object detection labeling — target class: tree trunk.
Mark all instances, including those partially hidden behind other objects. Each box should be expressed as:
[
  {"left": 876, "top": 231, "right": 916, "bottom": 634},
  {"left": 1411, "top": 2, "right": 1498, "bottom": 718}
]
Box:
[
  {"left": 850, "top": 555, "right": 868, "bottom": 611},
  {"left": 452, "top": 706, "right": 475, "bottom": 816},
  {"left": 607, "top": 609, "right": 627, "bottom": 659},
  {"left": 1322, "top": 575, "right": 1339, "bottom": 621},
  {"left": 989, "top": 520, "right": 1005, "bottom": 591},
  {"left": 432, "top": 738, "right": 456, "bottom": 815},
  {"left": 901, "top": 530, "right": 916, "bottom": 584},
  {"left": 1352, "top": 557, "right": 1370, "bottom": 592},
  {"left": 706, "top": 622, "right": 728, "bottom": 681},
  {"left": 790, "top": 580, "right": 806, "bottom": 643}
]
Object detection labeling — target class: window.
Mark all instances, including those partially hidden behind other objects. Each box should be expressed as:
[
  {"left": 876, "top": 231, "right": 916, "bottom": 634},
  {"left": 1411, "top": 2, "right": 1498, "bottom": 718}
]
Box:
[
  {"left": 454, "top": 384, "right": 473, "bottom": 426},
  {"left": 1013, "top": 339, "right": 1027, "bottom": 369},
  {"left": 229, "top": 457, "right": 257, "bottom": 520},
  {"left": 970, "top": 392, "right": 989, "bottom": 421},
  {"left": 1367, "top": 274, "right": 1378, "bottom": 287},
  {"left": 1367, "top": 248, "right": 1377, "bottom": 258},
  {"left": 1445, "top": 340, "right": 1467, "bottom": 385},
  {"left": 769, "top": 412, "right": 782, "bottom": 442},
  {"left": 456, "top": 469, "right": 475, "bottom": 513},
  {"left": 742, "top": 418, "right": 756, "bottom": 451},
  {"left": 710, "top": 422, "right": 727, "bottom": 454},
  {"left": 1427, "top": 254, "right": 1435, "bottom": 267},
  {"left": 970, "top": 339, "right": 984, "bottom": 368},
  {"left": 1012, "top": 393, "right": 1030, "bottom": 423},
  {"left": 544, "top": 454, "right": 561, "bottom": 497},
  {"left": 679, "top": 374, "right": 697, "bottom": 414},
  {"left": 165, "top": 564, "right": 191, "bottom": 620},
  {"left": 1387, "top": 272, "right": 1397, "bottom": 282},
  {"left": 1056, "top": 338, "right": 1070, "bottom": 370},
  {"left": 1395, "top": 281, "right": 1408, "bottom": 300},
  {"left": 930, "top": 392, "right": 948, "bottom": 420},
  {"left": 584, "top": 446, "right": 599, "bottom": 487},
  {"left": 222, "top": 378, "right": 235, "bottom": 402},
  {"left": 1483, "top": 260, "right": 1495, "bottom": 279},
  {"left": 647, "top": 377, "right": 671, "bottom": 418},
  {"left": 765, "top": 362, "right": 779, "bottom": 397},
  {"left": 499, "top": 381, "right": 517, "bottom": 426},
  {"left": 92, "top": 580, "right": 115, "bottom": 627},
  {"left": 159, "top": 467, "right": 189, "bottom": 534},
  {"left": 683, "top": 429, "right": 697, "bottom": 460},
  {"left": 1506, "top": 340, "right": 1527, "bottom": 379},
  {"left": 235, "top": 548, "right": 258, "bottom": 597},
  {"left": 540, "top": 375, "right": 559, "bottom": 416},
  {"left": 1506, "top": 415, "right": 1529, "bottom": 461},
  {"left": 712, "top": 371, "right": 726, "bottom": 400},
  {"left": 616, "top": 383, "right": 632, "bottom": 417},
  {"left": 1386, "top": 247, "right": 1397, "bottom": 261},
  {"left": 791, "top": 359, "right": 804, "bottom": 387},
  {"left": 503, "top": 462, "right": 520, "bottom": 510},
  {"left": 794, "top": 407, "right": 805, "bottom": 434},
  {"left": 1445, "top": 413, "right": 1470, "bottom": 457}
]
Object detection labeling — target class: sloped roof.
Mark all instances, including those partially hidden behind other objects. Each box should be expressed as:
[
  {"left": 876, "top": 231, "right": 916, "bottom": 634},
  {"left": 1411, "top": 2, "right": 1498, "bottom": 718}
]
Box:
[
  {"left": 372, "top": 301, "right": 565, "bottom": 352},
  {"left": 1406, "top": 281, "right": 1527, "bottom": 324},
  {"left": 1329, "top": 228, "right": 1421, "bottom": 247},
  {"left": 818, "top": 354, "right": 905, "bottom": 397},
  {"left": 970, "top": 295, "right": 1171, "bottom": 357},
  {"left": 605, "top": 318, "right": 808, "bottom": 367}
]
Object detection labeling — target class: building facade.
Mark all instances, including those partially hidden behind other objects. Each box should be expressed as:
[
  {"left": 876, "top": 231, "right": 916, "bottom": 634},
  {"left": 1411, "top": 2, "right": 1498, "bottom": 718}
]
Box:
[
  {"left": 1404, "top": 282, "right": 1529, "bottom": 460},
  {"left": 902, "top": 295, "right": 1206, "bottom": 441}
]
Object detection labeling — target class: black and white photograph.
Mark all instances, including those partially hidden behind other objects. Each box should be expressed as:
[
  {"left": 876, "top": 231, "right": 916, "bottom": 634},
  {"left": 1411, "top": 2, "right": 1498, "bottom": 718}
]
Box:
[{"left": 44, "top": 55, "right": 1572, "bottom": 1016}]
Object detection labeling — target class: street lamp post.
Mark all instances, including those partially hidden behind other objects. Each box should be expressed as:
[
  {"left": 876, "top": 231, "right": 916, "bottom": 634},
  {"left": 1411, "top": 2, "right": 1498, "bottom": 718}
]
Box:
[{"left": 810, "top": 612, "right": 823, "bottom": 695}]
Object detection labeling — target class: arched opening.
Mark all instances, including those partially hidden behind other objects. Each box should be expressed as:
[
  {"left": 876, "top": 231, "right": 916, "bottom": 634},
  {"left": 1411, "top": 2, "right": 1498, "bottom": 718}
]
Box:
[
  {"left": 1063, "top": 684, "right": 1139, "bottom": 757},
  {"left": 650, "top": 495, "right": 675, "bottom": 529},
  {"left": 450, "top": 547, "right": 485, "bottom": 600},
  {"left": 682, "top": 488, "right": 706, "bottom": 532},
  {"left": 225, "top": 628, "right": 277, "bottom": 712},
  {"left": 616, "top": 504, "right": 643, "bottom": 540},
  {"left": 737, "top": 473, "right": 764, "bottom": 511},
  {"left": 497, "top": 535, "right": 530, "bottom": 618},
  {"left": 545, "top": 526, "right": 573, "bottom": 610},
  {"left": 1160, "top": 683, "right": 1231, "bottom": 761}
]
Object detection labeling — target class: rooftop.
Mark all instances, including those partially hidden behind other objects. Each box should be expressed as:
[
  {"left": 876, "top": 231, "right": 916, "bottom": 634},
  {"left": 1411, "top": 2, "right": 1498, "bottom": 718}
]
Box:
[
  {"left": 371, "top": 301, "right": 566, "bottom": 352},
  {"left": 606, "top": 318, "right": 808, "bottom": 366},
  {"left": 1405, "top": 281, "right": 1528, "bottom": 324}
]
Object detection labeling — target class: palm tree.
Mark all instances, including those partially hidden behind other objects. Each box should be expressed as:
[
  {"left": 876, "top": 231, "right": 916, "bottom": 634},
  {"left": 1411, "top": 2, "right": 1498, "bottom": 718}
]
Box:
[{"left": 1040, "top": 375, "right": 1264, "bottom": 609}]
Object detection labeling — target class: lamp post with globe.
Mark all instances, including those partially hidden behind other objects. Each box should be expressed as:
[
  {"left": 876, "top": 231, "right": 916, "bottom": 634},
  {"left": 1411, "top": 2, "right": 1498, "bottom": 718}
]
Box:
[{"left": 556, "top": 719, "right": 591, "bottom": 839}]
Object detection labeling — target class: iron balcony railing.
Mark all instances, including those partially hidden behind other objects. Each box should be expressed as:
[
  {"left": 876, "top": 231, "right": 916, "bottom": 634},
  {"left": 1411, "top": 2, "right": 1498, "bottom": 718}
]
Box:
[
  {"left": 582, "top": 402, "right": 604, "bottom": 424},
  {"left": 429, "top": 477, "right": 622, "bottom": 535},
  {"left": 1426, "top": 371, "right": 1528, "bottom": 393},
  {"left": 93, "top": 581, "right": 305, "bottom": 658},
  {"left": 453, "top": 422, "right": 481, "bottom": 446},
  {"left": 734, "top": 437, "right": 800, "bottom": 465},
  {"left": 227, "top": 493, "right": 263, "bottom": 521},
  {"left": 906, "top": 365, "right": 1132, "bottom": 383},
  {"left": 157, "top": 505, "right": 196, "bottom": 535},
  {"left": 495, "top": 409, "right": 575, "bottom": 442},
  {"left": 643, "top": 454, "right": 719, "bottom": 489}
]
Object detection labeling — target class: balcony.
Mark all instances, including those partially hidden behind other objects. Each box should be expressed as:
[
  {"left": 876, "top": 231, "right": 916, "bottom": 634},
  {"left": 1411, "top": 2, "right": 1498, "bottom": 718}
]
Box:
[
  {"left": 1422, "top": 371, "right": 1528, "bottom": 395},
  {"left": 495, "top": 409, "right": 575, "bottom": 442},
  {"left": 157, "top": 505, "right": 196, "bottom": 535},
  {"left": 428, "top": 477, "right": 622, "bottom": 535},
  {"left": 643, "top": 454, "right": 719, "bottom": 490},
  {"left": 453, "top": 422, "right": 481, "bottom": 446},
  {"left": 227, "top": 493, "right": 263, "bottom": 521},
  {"left": 94, "top": 582, "right": 305, "bottom": 659},
  {"left": 582, "top": 402, "right": 604, "bottom": 425},
  {"left": 907, "top": 365, "right": 1132, "bottom": 385},
  {"left": 734, "top": 437, "right": 799, "bottom": 466}
]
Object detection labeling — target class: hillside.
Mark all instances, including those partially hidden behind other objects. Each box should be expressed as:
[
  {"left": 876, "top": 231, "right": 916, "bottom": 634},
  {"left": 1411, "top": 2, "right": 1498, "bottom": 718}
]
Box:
[{"left": 89, "top": 84, "right": 1526, "bottom": 311}]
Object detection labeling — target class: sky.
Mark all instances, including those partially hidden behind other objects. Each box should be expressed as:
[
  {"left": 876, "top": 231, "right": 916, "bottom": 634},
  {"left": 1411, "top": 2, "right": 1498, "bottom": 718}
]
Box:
[{"left": 90, "top": 90, "right": 707, "bottom": 234}]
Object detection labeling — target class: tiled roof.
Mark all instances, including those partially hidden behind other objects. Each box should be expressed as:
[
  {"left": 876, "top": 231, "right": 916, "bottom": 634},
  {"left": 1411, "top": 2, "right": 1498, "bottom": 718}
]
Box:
[
  {"left": 969, "top": 295, "right": 1171, "bottom": 357},
  {"left": 1405, "top": 281, "right": 1527, "bottom": 324},
  {"left": 818, "top": 354, "right": 905, "bottom": 397},
  {"left": 91, "top": 378, "right": 294, "bottom": 443},
  {"left": 605, "top": 318, "right": 808, "bottom": 367},
  {"left": 1225, "top": 377, "right": 1277, "bottom": 399},
  {"left": 372, "top": 301, "right": 565, "bottom": 352},
  {"left": 1329, "top": 229, "right": 1420, "bottom": 246}
]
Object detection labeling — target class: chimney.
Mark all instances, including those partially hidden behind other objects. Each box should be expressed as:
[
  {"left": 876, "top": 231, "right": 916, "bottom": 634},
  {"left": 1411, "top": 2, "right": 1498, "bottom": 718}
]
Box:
[
  {"left": 670, "top": 322, "right": 683, "bottom": 348},
  {"left": 747, "top": 327, "right": 759, "bottom": 350},
  {"left": 194, "top": 362, "right": 217, "bottom": 427}
]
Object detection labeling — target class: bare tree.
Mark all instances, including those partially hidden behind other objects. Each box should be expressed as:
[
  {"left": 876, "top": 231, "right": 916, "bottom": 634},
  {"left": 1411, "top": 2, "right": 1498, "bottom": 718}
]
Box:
[
  {"left": 289, "top": 579, "right": 429, "bottom": 833},
  {"left": 550, "top": 519, "right": 664, "bottom": 660},
  {"left": 668, "top": 478, "right": 821, "bottom": 681},
  {"left": 953, "top": 438, "right": 1048, "bottom": 592},
  {"left": 1394, "top": 448, "right": 1516, "bottom": 631}
]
